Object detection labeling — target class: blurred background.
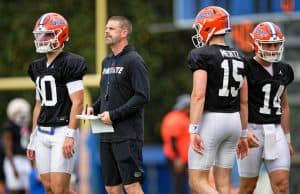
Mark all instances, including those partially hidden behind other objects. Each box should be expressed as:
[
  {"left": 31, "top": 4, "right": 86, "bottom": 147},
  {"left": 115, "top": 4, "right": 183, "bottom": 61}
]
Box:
[{"left": 0, "top": 0, "right": 299, "bottom": 193}]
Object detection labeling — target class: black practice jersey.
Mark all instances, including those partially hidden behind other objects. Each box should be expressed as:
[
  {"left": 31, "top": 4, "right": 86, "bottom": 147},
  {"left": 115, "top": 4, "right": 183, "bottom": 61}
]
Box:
[
  {"left": 187, "top": 45, "right": 247, "bottom": 112},
  {"left": 2, "top": 120, "right": 26, "bottom": 155},
  {"left": 247, "top": 58, "right": 294, "bottom": 124},
  {"left": 28, "top": 52, "right": 87, "bottom": 127}
]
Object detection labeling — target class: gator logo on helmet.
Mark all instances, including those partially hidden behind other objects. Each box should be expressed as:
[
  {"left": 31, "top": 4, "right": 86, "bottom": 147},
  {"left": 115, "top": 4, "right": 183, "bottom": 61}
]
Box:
[
  {"left": 196, "top": 11, "right": 214, "bottom": 20},
  {"left": 252, "top": 27, "right": 267, "bottom": 38},
  {"left": 50, "top": 18, "right": 67, "bottom": 26}
]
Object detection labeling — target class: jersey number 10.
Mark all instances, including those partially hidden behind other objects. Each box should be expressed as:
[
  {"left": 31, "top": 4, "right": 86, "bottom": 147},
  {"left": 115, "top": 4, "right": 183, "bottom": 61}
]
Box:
[{"left": 36, "top": 75, "right": 57, "bottom": 106}]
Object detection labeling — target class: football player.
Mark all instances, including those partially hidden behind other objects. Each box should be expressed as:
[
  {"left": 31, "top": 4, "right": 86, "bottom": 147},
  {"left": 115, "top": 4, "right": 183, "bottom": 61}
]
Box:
[
  {"left": 26, "top": 13, "right": 87, "bottom": 194},
  {"left": 2, "top": 98, "right": 32, "bottom": 194},
  {"left": 187, "top": 6, "right": 249, "bottom": 194},
  {"left": 237, "top": 22, "right": 294, "bottom": 194}
]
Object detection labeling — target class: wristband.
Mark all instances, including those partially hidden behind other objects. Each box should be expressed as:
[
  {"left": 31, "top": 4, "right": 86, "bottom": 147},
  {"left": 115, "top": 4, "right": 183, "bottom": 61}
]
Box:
[
  {"left": 65, "top": 128, "right": 76, "bottom": 138},
  {"left": 27, "top": 130, "right": 37, "bottom": 150},
  {"left": 240, "top": 129, "right": 248, "bottom": 138},
  {"left": 285, "top": 133, "right": 291, "bottom": 143},
  {"left": 189, "top": 124, "right": 199, "bottom": 134}
]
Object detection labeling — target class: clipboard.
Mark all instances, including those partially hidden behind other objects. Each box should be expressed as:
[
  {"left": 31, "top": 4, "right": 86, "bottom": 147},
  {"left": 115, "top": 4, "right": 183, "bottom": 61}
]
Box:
[{"left": 76, "top": 114, "right": 114, "bottom": 133}]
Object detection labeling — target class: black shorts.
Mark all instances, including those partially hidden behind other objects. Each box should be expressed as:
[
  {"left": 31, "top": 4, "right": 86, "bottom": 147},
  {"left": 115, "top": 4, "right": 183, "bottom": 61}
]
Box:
[{"left": 100, "top": 140, "right": 144, "bottom": 186}]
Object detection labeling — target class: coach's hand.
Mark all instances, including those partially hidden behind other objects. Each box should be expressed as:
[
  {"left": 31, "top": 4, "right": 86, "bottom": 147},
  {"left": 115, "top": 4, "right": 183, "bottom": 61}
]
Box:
[
  {"left": 190, "top": 133, "right": 204, "bottom": 154},
  {"left": 86, "top": 107, "right": 94, "bottom": 115},
  {"left": 63, "top": 137, "right": 75, "bottom": 158},
  {"left": 99, "top": 111, "right": 112, "bottom": 125}
]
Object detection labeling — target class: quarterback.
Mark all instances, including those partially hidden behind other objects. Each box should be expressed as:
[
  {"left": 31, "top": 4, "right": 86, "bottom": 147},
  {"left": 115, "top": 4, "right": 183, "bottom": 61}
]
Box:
[
  {"left": 187, "top": 6, "right": 249, "bottom": 194},
  {"left": 26, "top": 13, "right": 87, "bottom": 194},
  {"left": 237, "top": 22, "right": 294, "bottom": 194}
]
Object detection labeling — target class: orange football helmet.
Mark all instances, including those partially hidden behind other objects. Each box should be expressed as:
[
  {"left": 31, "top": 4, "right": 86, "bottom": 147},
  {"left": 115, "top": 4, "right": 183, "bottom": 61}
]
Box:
[
  {"left": 33, "top": 13, "right": 69, "bottom": 53},
  {"left": 192, "top": 6, "right": 231, "bottom": 48},
  {"left": 250, "top": 22, "right": 284, "bottom": 62}
]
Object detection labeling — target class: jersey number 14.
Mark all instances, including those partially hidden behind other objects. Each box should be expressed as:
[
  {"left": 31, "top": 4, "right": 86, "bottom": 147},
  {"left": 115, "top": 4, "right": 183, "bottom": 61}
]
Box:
[{"left": 260, "top": 84, "right": 284, "bottom": 115}]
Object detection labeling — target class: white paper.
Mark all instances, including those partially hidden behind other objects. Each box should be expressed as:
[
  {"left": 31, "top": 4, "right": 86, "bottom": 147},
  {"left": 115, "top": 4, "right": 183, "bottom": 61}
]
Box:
[
  {"left": 76, "top": 114, "right": 99, "bottom": 120},
  {"left": 76, "top": 114, "right": 114, "bottom": 133}
]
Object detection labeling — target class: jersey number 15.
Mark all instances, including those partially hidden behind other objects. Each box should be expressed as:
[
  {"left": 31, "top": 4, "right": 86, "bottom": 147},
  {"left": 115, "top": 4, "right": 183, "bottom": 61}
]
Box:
[{"left": 218, "top": 59, "right": 244, "bottom": 97}]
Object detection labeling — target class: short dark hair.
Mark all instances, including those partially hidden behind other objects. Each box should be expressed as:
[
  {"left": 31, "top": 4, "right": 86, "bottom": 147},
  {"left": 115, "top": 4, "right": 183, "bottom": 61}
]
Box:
[{"left": 108, "top": 16, "right": 132, "bottom": 36}]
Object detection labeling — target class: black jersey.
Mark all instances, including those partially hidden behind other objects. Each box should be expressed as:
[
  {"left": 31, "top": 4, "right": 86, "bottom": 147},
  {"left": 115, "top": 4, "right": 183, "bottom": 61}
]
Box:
[
  {"left": 247, "top": 58, "right": 294, "bottom": 124},
  {"left": 2, "top": 120, "right": 26, "bottom": 155},
  {"left": 28, "top": 52, "right": 87, "bottom": 127},
  {"left": 187, "top": 45, "right": 247, "bottom": 112},
  {"left": 92, "top": 45, "right": 150, "bottom": 142}
]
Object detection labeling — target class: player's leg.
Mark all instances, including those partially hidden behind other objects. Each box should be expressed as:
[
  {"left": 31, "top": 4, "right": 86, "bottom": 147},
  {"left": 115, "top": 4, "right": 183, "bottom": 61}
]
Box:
[
  {"left": 189, "top": 169, "right": 217, "bottom": 194},
  {"left": 213, "top": 112, "right": 241, "bottom": 194},
  {"left": 113, "top": 140, "right": 144, "bottom": 194},
  {"left": 238, "top": 177, "right": 259, "bottom": 194},
  {"left": 49, "top": 126, "right": 79, "bottom": 194},
  {"left": 124, "top": 182, "right": 143, "bottom": 194},
  {"left": 189, "top": 146, "right": 218, "bottom": 194},
  {"left": 214, "top": 141, "right": 236, "bottom": 194},
  {"left": 14, "top": 155, "right": 32, "bottom": 193},
  {"left": 213, "top": 166, "right": 232, "bottom": 194},
  {"left": 105, "top": 185, "right": 123, "bottom": 194},
  {"left": 40, "top": 173, "right": 52, "bottom": 194},
  {"left": 50, "top": 172, "right": 73, "bottom": 194},
  {"left": 35, "top": 130, "right": 52, "bottom": 193},
  {"left": 189, "top": 112, "right": 227, "bottom": 194},
  {"left": 3, "top": 156, "right": 25, "bottom": 193},
  {"left": 237, "top": 124, "right": 264, "bottom": 194},
  {"left": 269, "top": 170, "right": 289, "bottom": 194},
  {"left": 265, "top": 125, "right": 290, "bottom": 194},
  {"left": 100, "top": 142, "right": 123, "bottom": 194},
  {"left": 3, "top": 156, "right": 31, "bottom": 193},
  {"left": 168, "top": 159, "right": 187, "bottom": 194}
]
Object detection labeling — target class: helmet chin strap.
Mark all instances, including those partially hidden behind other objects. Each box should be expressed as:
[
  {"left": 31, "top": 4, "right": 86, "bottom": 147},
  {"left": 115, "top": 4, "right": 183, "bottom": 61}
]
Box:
[
  {"left": 256, "top": 41, "right": 283, "bottom": 63},
  {"left": 35, "top": 38, "right": 64, "bottom": 54},
  {"left": 50, "top": 40, "right": 64, "bottom": 51},
  {"left": 259, "top": 50, "right": 281, "bottom": 63}
]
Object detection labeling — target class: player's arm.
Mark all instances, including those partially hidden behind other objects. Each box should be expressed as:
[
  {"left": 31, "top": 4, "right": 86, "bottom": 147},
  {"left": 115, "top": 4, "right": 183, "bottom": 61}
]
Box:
[
  {"left": 62, "top": 81, "right": 84, "bottom": 158},
  {"left": 190, "top": 69, "right": 206, "bottom": 125},
  {"left": 239, "top": 77, "right": 248, "bottom": 133},
  {"left": 2, "top": 130, "right": 18, "bottom": 177},
  {"left": 32, "top": 98, "right": 41, "bottom": 132},
  {"left": 2, "top": 131, "right": 13, "bottom": 160},
  {"left": 189, "top": 69, "right": 207, "bottom": 154},
  {"left": 281, "top": 89, "right": 291, "bottom": 134},
  {"left": 280, "top": 89, "right": 294, "bottom": 157},
  {"left": 27, "top": 91, "right": 42, "bottom": 160},
  {"left": 68, "top": 89, "right": 84, "bottom": 130},
  {"left": 66, "top": 79, "right": 85, "bottom": 130},
  {"left": 237, "top": 77, "right": 249, "bottom": 159}
]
